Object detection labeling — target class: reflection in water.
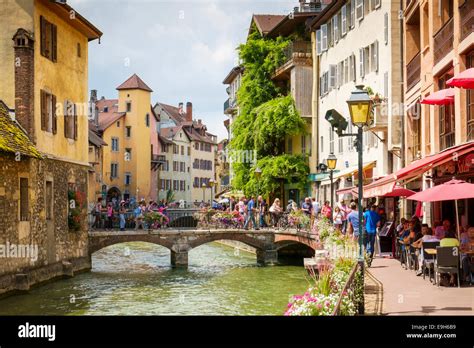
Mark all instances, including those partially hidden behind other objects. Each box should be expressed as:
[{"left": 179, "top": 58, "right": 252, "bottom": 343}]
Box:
[{"left": 0, "top": 242, "right": 309, "bottom": 315}]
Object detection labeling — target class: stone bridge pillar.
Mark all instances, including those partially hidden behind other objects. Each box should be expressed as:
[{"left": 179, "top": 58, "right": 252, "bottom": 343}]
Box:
[
  {"left": 256, "top": 249, "right": 278, "bottom": 265},
  {"left": 171, "top": 251, "right": 188, "bottom": 268}
]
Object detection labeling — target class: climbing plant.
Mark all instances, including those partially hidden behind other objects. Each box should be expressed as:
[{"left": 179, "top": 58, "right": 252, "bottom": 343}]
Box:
[{"left": 230, "top": 26, "right": 309, "bottom": 196}]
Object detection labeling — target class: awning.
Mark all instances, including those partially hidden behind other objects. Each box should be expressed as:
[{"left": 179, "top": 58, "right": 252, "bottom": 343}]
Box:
[
  {"left": 336, "top": 186, "right": 358, "bottom": 196},
  {"left": 420, "top": 88, "right": 455, "bottom": 105},
  {"left": 447, "top": 68, "right": 474, "bottom": 89},
  {"left": 363, "top": 141, "right": 474, "bottom": 197},
  {"left": 319, "top": 161, "right": 376, "bottom": 186}
]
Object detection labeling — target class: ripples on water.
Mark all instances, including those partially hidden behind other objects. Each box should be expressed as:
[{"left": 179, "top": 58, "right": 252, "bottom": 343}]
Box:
[{"left": 0, "top": 242, "right": 309, "bottom": 316}]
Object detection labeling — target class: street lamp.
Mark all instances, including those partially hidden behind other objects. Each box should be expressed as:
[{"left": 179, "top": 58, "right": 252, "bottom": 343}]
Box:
[
  {"left": 326, "top": 153, "right": 337, "bottom": 218},
  {"left": 254, "top": 166, "right": 262, "bottom": 206},
  {"left": 209, "top": 179, "right": 215, "bottom": 205},
  {"left": 202, "top": 182, "right": 207, "bottom": 205},
  {"left": 346, "top": 85, "right": 372, "bottom": 262}
]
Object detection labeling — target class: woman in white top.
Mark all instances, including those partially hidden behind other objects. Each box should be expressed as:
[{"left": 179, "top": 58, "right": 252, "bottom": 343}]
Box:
[{"left": 333, "top": 206, "right": 344, "bottom": 231}]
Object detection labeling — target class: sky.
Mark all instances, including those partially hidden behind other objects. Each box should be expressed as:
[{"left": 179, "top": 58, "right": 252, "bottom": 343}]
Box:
[{"left": 70, "top": 0, "right": 297, "bottom": 141}]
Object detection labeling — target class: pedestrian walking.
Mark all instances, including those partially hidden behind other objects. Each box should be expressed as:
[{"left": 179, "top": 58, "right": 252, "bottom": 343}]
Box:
[
  {"left": 92, "top": 197, "right": 103, "bottom": 229},
  {"left": 119, "top": 200, "right": 126, "bottom": 231},
  {"left": 243, "top": 196, "right": 259, "bottom": 230},
  {"left": 333, "top": 206, "right": 344, "bottom": 231},
  {"left": 338, "top": 200, "right": 349, "bottom": 234},
  {"left": 364, "top": 205, "right": 381, "bottom": 259},
  {"left": 258, "top": 196, "right": 267, "bottom": 228},
  {"left": 347, "top": 202, "right": 360, "bottom": 242},
  {"left": 106, "top": 202, "right": 114, "bottom": 230}
]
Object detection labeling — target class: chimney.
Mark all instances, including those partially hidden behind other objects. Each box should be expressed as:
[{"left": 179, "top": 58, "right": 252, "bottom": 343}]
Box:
[
  {"left": 12, "top": 29, "right": 35, "bottom": 142},
  {"left": 178, "top": 102, "right": 184, "bottom": 114},
  {"left": 186, "top": 102, "right": 193, "bottom": 122}
]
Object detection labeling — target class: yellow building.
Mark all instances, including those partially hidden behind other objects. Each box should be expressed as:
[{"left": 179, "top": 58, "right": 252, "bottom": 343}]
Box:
[
  {"left": 94, "top": 74, "right": 159, "bottom": 203},
  {"left": 0, "top": 0, "right": 102, "bottom": 295}
]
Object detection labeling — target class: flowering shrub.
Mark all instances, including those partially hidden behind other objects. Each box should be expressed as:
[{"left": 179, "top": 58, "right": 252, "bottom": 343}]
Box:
[
  {"left": 144, "top": 211, "right": 169, "bottom": 229},
  {"left": 287, "top": 210, "right": 310, "bottom": 230},
  {"left": 285, "top": 221, "right": 361, "bottom": 316},
  {"left": 194, "top": 208, "right": 217, "bottom": 227}
]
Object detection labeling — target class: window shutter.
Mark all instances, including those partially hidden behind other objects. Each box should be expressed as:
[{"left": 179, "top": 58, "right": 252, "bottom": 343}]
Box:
[
  {"left": 359, "top": 48, "right": 364, "bottom": 78},
  {"left": 341, "top": 5, "right": 347, "bottom": 36},
  {"left": 375, "top": 40, "right": 379, "bottom": 72},
  {"left": 384, "top": 13, "right": 388, "bottom": 44},
  {"left": 321, "top": 24, "right": 328, "bottom": 51},
  {"left": 329, "top": 65, "right": 336, "bottom": 89},
  {"left": 52, "top": 94, "right": 57, "bottom": 134},
  {"left": 350, "top": 0, "right": 355, "bottom": 28},
  {"left": 51, "top": 24, "right": 57, "bottom": 62},
  {"left": 41, "top": 90, "right": 47, "bottom": 131},
  {"left": 40, "top": 16, "right": 46, "bottom": 57},
  {"left": 64, "top": 101, "right": 68, "bottom": 138},
  {"left": 352, "top": 54, "right": 357, "bottom": 81},
  {"left": 73, "top": 103, "right": 78, "bottom": 140},
  {"left": 316, "top": 29, "right": 322, "bottom": 55}
]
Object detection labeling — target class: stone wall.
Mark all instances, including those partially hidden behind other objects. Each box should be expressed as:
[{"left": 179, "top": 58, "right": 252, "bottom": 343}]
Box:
[{"left": 0, "top": 153, "right": 91, "bottom": 297}]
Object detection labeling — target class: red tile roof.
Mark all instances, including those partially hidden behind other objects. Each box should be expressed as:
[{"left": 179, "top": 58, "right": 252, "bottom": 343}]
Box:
[
  {"left": 158, "top": 102, "right": 188, "bottom": 124},
  {"left": 98, "top": 112, "right": 126, "bottom": 131},
  {"left": 116, "top": 73, "right": 153, "bottom": 92},
  {"left": 96, "top": 99, "right": 118, "bottom": 113}
]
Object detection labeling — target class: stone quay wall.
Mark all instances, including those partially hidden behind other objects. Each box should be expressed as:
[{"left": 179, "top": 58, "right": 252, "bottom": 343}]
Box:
[{"left": 0, "top": 153, "right": 91, "bottom": 298}]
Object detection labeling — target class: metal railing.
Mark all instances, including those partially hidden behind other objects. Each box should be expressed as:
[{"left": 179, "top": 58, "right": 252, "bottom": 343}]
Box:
[
  {"left": 460, "top": 0, "right": 474, "bottom": 42},
  {"left": 406, "top": 51, "right": 421, "bottom": 91},
  {"left": 332, "top": 262, "right": 364, "bottom": 316},
  {"left": 433, "top": 17, "right": 454, "bottom": 65}
]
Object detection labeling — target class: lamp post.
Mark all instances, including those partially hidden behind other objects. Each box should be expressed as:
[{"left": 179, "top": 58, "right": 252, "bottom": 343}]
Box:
[
  {"left": 254, "top": 167, "right": 262, "bottom": 208},
  {"left": 346, "top": 85, "right": 372, "bottom": 262},
  {"left": 202, "top": 182, "right": 207, "bottom": 206},
  {"left": 326, "top": 153, "right": 337, "bottom": 217},
  {"left": 209, "top": 179, "right": 215, "bottom": 206}
]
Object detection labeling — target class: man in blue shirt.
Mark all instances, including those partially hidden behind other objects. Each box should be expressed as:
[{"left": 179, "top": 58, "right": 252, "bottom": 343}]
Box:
[
  {"left": 244, "top": 196, "right": 259, "bottom": 230},
  {"left": 347, "top": 202, "right": 360, "bottom": 239},
  {"left": 363, "top": 205, "right": 381, "bottom": 258}
]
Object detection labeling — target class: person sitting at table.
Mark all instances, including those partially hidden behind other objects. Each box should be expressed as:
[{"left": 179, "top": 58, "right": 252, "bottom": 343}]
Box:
[
  {"left": 435, "top": 219, "right": 452, "bottom": 240},
  {"left": 460, "top": 227, "right": 473, "bottom": 284},
  {"left": 413, "top": 224, "right": 439, "bottom": 275},
  {"left": 396, "top": 218, "right": 407, "bottom": 235},
  {"left": 398, "top": 220, "right": 410, "bottom": 264}
]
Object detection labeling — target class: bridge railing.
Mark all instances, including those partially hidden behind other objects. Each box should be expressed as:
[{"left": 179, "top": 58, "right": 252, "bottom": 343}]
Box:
[{"left": 332, "top": 262, "right": 364, "bottom": 316}]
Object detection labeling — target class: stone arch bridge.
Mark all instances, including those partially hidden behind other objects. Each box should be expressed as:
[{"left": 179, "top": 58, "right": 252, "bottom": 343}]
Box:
[{"left": 88, "top": 229, "right": 320, "bottom": 267}]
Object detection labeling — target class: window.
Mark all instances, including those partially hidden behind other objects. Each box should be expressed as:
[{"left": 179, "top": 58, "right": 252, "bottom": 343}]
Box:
[
  {"left": 350, "top": 54, "right": 356, "bottom": 82},
  {"left": 321, "top": 24, "right": 328, "bottom": 52},
  {"left": 359, "top": 48, "right": 365, "bottom": 78},
  {"left": 187, "top": 146, "right": 191, "bottom": 156},
  {"left": 40, "top": 16, "right": 57, "bottom": 62},
  {"left": 337, "top": 61, "right": 344, "bottom": 88},
  {"left": 20, "top": 178, "right": 29, "bottom": 221},
  {"left": 194, "top": 177, "right": 199, "bottom": 188},
  {"left": 40, "top": 90, "right": 57, "bottom": 134},
  {"left": 320, "top": 136, "right": 324, "bottom": 152},
  {"left": 117, "top": 121, "right": 120, "bottom": 127},
  {"left": 125, "top": 173, "right": 132, "bottom": 185},
  {"left": 468, "top": 52, "right": 474, "bottom": 140},
  {"left": 166, "top": 180, "right": 171, "bottom": 190},
  {"left": 180, "top": 181, "right": 185, "bottom": 191},
  {"left": 64, "top": 100, "right": 77, "bottom": 140},
  {"left": 126, "top": 102, "right": 131, "bottom": 112},
  {"left": 77, "top": 43, "right": 81, "bottom": 58},
  {"left": 111, "top": 137, "right": 119, "bottom": 152},
  {"left": 341, "top": 5, "right": 347, "bottom": 36},
  {"left": 125, "top": 148, "right": 132, "bottom": 161},
  {"left": 111, "top": 163, "right": 118, "bottom": 178},
  {"left": 364, "top": 46, "right": 370, "bottom": 76},
  {"left": 173, "top": 180, "right": 179, "bottom": 191},
  {"left": 181, "top": 146, "right": 184, "bottom": 155},
  {"left": 356, "top": 0, "right": 364, "bottom": 20},
  {"left": 301, "top": 135, "right": 306, "bottom": 155},
  {"left": 384, "top": 13, "right": 389, "bottom": 45},
  {"left": 44, "top": 180, "right": 53, "bottom": 220},
  {"left": 104, "top": 106, "right": 109, "bottom": 112},
  {"left": 145, "top": 114, "right": 150, "bottom": 127},
  {"left": 164, "top": 160, "right": 169, "bottom": 171},
  {"left": 333, "top": 13, "right": 339, "bottom": 43},
  {"left": 344, "top": 58, "right": 349, "bottom": 84},
  {"left": 338, "top": 134, "right": 343, "bottom": 154},
  {"left": 126, "top": 126, "right": 131, "bottom": 137},
  {"left": 173, "top": 144, "right": 179, "bottom": 154},
  {"left": 173, "top": 161, "right": 179, "bottom": 172},
  {"left": 439, "top": 74, "right": 455, "bottom": 150},
  {"left": 180, "top": 162, "right": 185, "bottom": 172}
]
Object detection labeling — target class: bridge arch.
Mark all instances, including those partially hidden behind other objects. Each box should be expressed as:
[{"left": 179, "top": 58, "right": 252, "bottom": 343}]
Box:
[
  {"left": 88, "top": 234, "right": 174, "bottom": 255},
  {"left": 273, "top": 233, "right": 320, "bottom": 251},
  {"left": 186, "top": 232, "right": 267, "bottom": 252}
]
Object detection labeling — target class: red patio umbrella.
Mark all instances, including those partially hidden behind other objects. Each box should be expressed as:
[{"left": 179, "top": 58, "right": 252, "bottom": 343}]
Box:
[
  {"left": 420, "top": 88, "right": 455, "bottom": 105},
  {"left": 447, "top": 68, "right": 474, "bottom": 89},
  {"left": 407, "top": 179, "right": 474, "bottom": 239},
  {"left": 382, "top": 186, "right": 416, "bottom": 198}
]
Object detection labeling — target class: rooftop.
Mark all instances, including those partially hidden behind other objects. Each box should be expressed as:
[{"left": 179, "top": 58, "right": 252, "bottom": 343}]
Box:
[{"left": 116, "top": 74, "right": 153, "bottom": 92}]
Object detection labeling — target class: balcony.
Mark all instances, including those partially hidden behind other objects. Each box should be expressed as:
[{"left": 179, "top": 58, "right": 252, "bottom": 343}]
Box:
[
  {"left": 433, "top": 17, "right": 454, "bottom": 66},
  {"left": 293, "top": 2, "right": 322, "bottom": 13},
  {"left": 406, "top": 51, "right": 421, "bottom": 91},
  {"left": 460, "top": 0, "right": 474, "bottom": 42},
  {"left": 273, "top": 41, "right": 312, "bottom": 80},
  {"left": 367, "top": 102, "right": 389, "bottom": 131},
  {"left": 151, "top": 154, "right": 166, "bottom": 164},
  {"left": 224, "top": 98, "right": 237, "bottom": 115}
]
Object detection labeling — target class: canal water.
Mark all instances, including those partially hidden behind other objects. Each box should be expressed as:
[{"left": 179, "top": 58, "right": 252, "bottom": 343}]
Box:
[{"left": 0, "top": 242, "right": 309, "bottom": 315}]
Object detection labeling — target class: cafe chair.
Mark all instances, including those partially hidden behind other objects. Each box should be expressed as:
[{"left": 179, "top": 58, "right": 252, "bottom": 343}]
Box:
[
  {"left": 421, "top": 241, "right": 440, "bottom": 284},
  {"left": 435, "top": 246, "right": 460, "bottom": 288}
]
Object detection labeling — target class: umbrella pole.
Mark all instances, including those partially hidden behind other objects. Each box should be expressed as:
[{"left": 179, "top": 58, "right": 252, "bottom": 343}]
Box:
[{"left": 455, "top": 200, "right": 461, "bottom": 240}]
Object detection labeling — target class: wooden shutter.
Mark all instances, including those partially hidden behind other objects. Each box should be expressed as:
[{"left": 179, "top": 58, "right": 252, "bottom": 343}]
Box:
[
  {"left": 51, "top": 24, "right": 57, "bottom": 62},
  {"left": 52, "top": 94, "right": 57, "bottom": 134},
  {"left": 41, "top": 90, "right": 47, "bottom": 131},
  {"left": 40, "top": 16, "right": 46, "bottom": 56},
  {"left": 64, "top": 101, "right": 68, "bottom": 138},
  {"left": 73, "top": 104, "right": 78, "bottom": 140}
]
